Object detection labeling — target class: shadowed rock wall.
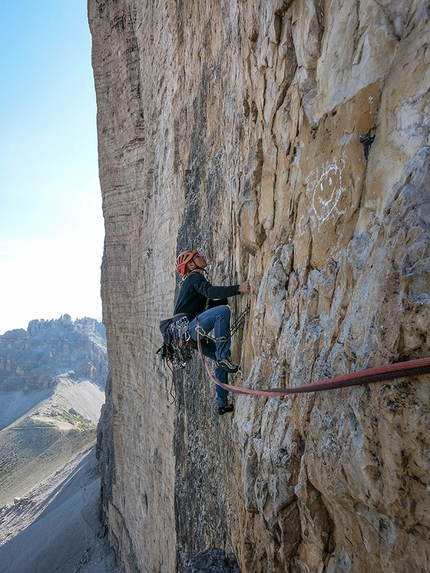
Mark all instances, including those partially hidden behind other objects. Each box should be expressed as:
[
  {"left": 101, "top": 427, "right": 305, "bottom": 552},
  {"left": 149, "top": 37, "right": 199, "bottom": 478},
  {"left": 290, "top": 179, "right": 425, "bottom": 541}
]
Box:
[{"left": 89, "top": 1, "right": 430, "bottom": 571}]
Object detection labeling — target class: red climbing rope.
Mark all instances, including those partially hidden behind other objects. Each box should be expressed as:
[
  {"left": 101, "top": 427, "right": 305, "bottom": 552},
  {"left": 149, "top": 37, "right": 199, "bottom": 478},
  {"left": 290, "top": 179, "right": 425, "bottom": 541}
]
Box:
[{"left": 196, "top": 328, "right": 430, "bottom": 396}]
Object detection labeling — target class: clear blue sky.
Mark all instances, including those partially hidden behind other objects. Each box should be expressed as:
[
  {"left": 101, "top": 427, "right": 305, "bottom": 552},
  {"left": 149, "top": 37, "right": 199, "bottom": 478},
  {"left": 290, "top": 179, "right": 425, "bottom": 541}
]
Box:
[{"left": 0, "top": 0, "right": 104, "bottom": 334}]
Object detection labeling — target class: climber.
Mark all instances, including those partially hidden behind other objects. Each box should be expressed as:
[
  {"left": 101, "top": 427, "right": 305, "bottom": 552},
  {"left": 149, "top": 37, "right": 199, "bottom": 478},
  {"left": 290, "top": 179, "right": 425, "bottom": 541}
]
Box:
[{"left": 174, "top": 250, "right": 251, "bottom": 415}]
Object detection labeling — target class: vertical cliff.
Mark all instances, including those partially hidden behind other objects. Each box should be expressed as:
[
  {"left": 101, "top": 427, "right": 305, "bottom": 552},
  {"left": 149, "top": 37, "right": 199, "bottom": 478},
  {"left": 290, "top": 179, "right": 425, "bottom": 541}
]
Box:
[{"left": 89, "top": 1, "right": 430, "bottom": 571}]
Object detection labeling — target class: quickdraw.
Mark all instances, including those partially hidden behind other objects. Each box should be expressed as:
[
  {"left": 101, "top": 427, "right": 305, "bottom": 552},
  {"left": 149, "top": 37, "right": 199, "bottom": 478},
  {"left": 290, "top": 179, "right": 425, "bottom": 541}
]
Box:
[
  {"left": 158, "top": 315, "right": 195, "bottom": 404},
  {"left": 229, "top": 303, "right": 250, "bottom": 337},
  {"left": 167, "top": 316, "right": 194, "bottom": 369},
  {"left": 195, "top": 304, "right": 250, "bottom": 343}
]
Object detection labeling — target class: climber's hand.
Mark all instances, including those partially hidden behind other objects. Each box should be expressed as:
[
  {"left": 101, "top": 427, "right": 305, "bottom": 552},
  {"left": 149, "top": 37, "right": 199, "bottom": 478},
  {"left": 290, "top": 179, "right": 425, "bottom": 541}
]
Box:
[{"left": 238, "top": 279, "right": 251, "bottom": 293}]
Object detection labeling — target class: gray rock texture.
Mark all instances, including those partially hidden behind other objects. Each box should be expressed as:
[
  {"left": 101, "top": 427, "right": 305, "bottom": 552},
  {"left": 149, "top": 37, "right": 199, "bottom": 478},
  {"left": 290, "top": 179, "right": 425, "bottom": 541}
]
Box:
[
  {"left": 0, "top": 315, "right": 108, "bottom": 392},
  {"left": 89, "top": 1, "right": 430, "bottom": 572}
]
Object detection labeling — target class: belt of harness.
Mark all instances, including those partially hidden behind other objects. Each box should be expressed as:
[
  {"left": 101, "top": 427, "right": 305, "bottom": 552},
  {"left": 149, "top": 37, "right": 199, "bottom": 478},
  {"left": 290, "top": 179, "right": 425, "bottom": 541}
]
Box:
[
  {"left": 160, "top": 306, "right": 251, "bottom": 404},
  {"left": 159, "top": 315, "right": 194, "bottom": 404},
  {"left": 195, "top": 323, "right": 430, "bottom": 396},
  {"left": 167, "top": 316, "right": 194, "bottom": 370}
]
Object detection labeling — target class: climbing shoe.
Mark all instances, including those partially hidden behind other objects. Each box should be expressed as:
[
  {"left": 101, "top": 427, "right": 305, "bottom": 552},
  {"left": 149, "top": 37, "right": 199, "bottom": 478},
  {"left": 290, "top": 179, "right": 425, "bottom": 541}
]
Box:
[
  {"left": 217, "top": 357, "right": 239, "bottom": 373},
  {"left": 218, "top": 403, "right": 234, "bottom": 415}
]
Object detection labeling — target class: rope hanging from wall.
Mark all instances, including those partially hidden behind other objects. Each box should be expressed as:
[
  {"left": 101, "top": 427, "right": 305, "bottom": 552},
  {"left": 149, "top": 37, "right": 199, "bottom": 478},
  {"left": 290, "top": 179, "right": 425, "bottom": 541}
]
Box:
[{"left": 196, "top": 327, "right": 430, "bottom": 396}]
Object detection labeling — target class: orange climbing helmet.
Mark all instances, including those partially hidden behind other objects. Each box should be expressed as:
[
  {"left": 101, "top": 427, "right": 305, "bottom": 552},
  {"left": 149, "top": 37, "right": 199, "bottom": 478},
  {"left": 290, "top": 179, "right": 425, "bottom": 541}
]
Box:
[{"left": 175, "top": 250, "right": 199, "bottom": 276}]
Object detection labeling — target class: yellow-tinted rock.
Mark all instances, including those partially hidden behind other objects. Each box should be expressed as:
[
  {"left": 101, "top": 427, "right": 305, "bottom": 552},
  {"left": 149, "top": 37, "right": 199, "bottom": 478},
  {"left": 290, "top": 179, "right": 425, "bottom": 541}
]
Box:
[{"left": 89, "top": 0, "right": 430, "bottom": 571}]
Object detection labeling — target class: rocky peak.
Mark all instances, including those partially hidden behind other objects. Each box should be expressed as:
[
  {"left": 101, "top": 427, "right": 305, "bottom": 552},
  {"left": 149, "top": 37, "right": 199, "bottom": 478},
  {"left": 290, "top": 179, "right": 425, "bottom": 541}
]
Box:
[{"left": 0, "top": 316, "right": 108, "bottom": 392}]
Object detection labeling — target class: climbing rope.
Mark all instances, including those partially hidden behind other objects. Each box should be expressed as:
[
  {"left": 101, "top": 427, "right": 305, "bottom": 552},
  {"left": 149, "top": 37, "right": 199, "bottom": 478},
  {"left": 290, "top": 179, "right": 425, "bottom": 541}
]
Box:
[
  {"left": 196, "top": 327, "right": 430, "bottom": 396},
  {"left": 195, "top": 304, "right": 250, "bottom": 343}
]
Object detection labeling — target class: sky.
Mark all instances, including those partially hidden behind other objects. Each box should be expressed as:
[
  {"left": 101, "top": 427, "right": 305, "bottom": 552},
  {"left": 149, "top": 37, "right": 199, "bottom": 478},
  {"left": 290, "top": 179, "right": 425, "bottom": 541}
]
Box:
[{"left": 0, "top": 0, "right": 104, "bottom": 334}]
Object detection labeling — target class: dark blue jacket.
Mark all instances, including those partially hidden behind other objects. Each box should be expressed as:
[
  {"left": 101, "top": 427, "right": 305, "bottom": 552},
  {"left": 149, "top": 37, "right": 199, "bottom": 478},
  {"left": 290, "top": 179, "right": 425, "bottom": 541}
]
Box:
[{"left": 173, "top": 272, "right": 239, "bottom": 319}]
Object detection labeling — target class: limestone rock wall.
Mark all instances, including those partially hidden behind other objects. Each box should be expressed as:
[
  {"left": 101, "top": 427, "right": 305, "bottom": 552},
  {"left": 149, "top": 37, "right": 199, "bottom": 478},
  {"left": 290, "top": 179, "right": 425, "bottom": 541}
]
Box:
[
  {"left": 0, "top": 315, "right": 108, "bottom": 391},
  {"left": 89, "top": 1, "right": 430, "bottom": 571}
]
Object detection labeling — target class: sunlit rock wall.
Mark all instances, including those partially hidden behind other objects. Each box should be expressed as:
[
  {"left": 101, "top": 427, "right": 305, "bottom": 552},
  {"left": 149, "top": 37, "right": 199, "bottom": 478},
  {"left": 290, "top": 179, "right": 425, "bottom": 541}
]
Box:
[
  {"left": 0, "top": 315, "right": 107, "bottom": 391},
  {"left": 89, "top": 0, "right": 430, "bottom": 571}
]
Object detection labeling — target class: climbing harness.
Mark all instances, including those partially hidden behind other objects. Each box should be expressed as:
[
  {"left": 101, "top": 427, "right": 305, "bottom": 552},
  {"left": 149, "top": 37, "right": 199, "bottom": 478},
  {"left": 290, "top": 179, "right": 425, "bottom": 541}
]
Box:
[
  {"left": 196, "top": 328, "right": 430, "bottom": 397},
  {"left": 158, "top": 314, "right": 194, "bottom": 369},
  {"left": 166, "top": 316, "right": 194, "bottom": 369},
  {"left": 158, "top": 305, "right": 250, "bottom": 404},
  {"left": 157, "top": 314, "right": 197, "bottom": 403}
]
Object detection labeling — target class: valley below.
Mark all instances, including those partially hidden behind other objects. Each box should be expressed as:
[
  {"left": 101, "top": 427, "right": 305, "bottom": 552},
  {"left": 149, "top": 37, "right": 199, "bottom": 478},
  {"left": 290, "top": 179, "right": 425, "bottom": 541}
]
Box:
[{"left": 0, "top": 316, "right": 123, "bottom": 573}]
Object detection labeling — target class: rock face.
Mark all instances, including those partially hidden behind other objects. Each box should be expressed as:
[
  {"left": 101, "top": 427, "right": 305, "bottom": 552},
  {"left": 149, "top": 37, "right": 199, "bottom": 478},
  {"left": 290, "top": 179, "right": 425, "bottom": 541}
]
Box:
[
  {"left": 89, "top": 1, "right": 430, "bottom": 572},
  {"left": 0, "top": 315, "right": 108, "bottom": 392}
]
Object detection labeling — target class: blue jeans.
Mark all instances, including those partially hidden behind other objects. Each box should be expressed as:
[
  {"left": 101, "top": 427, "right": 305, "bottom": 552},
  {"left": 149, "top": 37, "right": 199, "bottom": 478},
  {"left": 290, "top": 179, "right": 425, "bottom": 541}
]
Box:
[{"left": 188, "top": 305, "right": 231, "bottom": 407}]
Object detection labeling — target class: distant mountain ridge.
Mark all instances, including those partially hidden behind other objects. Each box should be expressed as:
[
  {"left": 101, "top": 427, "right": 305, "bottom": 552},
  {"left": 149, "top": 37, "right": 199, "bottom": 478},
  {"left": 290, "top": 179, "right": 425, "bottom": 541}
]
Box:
[
  {"left": 0, "top": 314, "right": 108, "bottom": 392},
  {"left": 0, "top": 315, "right": 108, "bottom": 506}
]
